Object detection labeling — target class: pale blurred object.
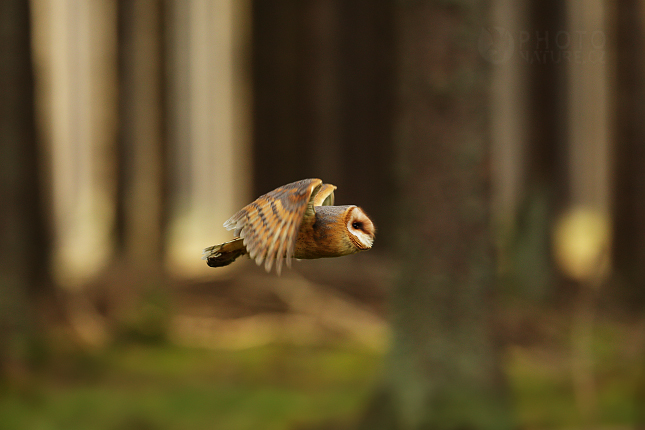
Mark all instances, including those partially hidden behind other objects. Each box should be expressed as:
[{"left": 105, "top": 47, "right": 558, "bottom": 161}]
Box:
[
  {"left": 567, "top": 0, "right": 612, "bottom": 213},
  {"left": 165, "top": 0, "right": 252, "bottom": 278},
  {"left": 553, "top": 206, "right": 611, "bottom": 282},
  {"left": 563, "top": 1, "right": 611, "bottom": 423},
  {"left": 30, "top": 0, "right": 118, "bottom": 289},
  {"left": 170, "top": 273, "right": 389, "bottom": 351},
  {"left": 490, "top": 0, "right": 529, "bottom": 238},
  {"left": 553, "top": 205, "right": 611, "bottom": 428}
]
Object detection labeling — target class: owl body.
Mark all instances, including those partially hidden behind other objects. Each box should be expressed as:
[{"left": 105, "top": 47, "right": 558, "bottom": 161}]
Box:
[{"left": 203, "top": 179, "right": 375, "bottom": 274}]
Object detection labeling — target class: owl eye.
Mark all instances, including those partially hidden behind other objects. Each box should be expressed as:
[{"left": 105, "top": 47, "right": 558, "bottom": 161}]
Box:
[{"left": 352, "top": 221, "right": 363, "bottom": 230}]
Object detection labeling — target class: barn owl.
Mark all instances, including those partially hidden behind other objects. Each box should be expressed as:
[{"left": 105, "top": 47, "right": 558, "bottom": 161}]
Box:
[{"left": 202, "top": 178, "right": 375, "bottom": 274}]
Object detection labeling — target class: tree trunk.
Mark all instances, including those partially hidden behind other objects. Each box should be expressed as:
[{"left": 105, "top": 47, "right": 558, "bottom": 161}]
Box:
[
  {"left": 0, "top": 0, "right": 50, "bottom": 379},
  {"left": 613, "top": 0, "right": 645, "bottom": 305},
  {"left": 252, "top": 0, "right": 397, "bottom": 247},
  {"left": 613, "top": 0, "right": 645, "bottom": 424},
  {"left": 504, "top": 0, "right": 567, "bottom": 301},
  {"left": 360, "top": 1, "right": 512, "bottom": 428},
  {"left": 117, "top": 0, "right": 167, "bottom": 270},
  {"left": 93, "top": 0, "right": 168, "bottom": 330}
]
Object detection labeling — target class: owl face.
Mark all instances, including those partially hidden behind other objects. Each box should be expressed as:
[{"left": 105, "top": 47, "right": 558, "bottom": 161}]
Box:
[{"left": 346, "top": 206, "right": 375, "bottom": 250}]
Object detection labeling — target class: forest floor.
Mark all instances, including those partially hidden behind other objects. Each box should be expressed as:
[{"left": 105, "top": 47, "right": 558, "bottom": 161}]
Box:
[
  {"left": 0, "top": 343, "right": 380, "bottom": 430},
  {"left": 0, "top": 254, "right": 643, "bottom": 429}
]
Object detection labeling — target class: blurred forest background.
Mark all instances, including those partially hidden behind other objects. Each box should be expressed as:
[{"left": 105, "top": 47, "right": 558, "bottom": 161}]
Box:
[{"left": 1, "top": 0, "right": 645, "bottom": 429}]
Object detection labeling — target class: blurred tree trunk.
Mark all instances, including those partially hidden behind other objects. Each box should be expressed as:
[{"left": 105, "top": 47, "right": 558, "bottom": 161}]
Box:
[
  {"left": 253, "top": 1, "right": 314, "bottom": 188},
  {"left": 95, "top": 0, "right": 168, "bottom": 327},
  {"left": 613, "top": 0, "right": 645, "bottom": 423},
  {"left": 164, "top": 0, "right": 252, "bottom": 276},
  {"left": 252, "top": 0, "right": 396, "bottom": 248},
  {"left": 614, "top": 0, "right": 645, "bottom": 304},
  {"left": 0, "top": 0, "right": 51, "bottom": 378},
  {"left": 116, "top": 0, "right": 166, "bottom": 270},
  {"left": 359, "top": 1, "right": 511, "bottom": 429},
  {"left": 501, "top": 0, "right": 567, "bottom": 302},
  {"left": 336, "top": 1, "right": 396, "bottom": 247}
]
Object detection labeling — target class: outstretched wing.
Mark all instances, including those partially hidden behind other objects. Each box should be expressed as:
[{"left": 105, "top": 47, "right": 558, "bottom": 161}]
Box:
[{"left": 223, "top": 178, "right": 332, "bottom": 274}]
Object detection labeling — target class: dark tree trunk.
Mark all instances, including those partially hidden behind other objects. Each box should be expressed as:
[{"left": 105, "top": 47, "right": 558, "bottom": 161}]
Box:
[
  {"left": 0, "top": 0, "right": 51, "bottom": 379},
  {"left": 613, "top": 0, "right": 645, "bottom": 305},
  {"left": 252, "top": 1, "right": 314, "bottom": 189},
  {"left": 360, "top": 1, "right": 511, "bottom": 428},
  {"left": 505, "top": 0, "right": 567, "bottom": 302},
  {"left": 336, "top": 0, "right": 396, "bottom": 248},
  {"left": 117, "top": 0, "right": 167, "bottom": 268},
  {"left": 613, "top": 0, "right": 645, "bottom": 424},
  {"left": 252, "top": 0, "right": 396, "bottom": 248},
  {"left": 93, "top": 0, "right": 169, "bottom": 326}
]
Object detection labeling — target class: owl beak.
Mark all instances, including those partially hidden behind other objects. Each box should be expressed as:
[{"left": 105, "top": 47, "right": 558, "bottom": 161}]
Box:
[
  {"left": 356, "top": 235, "right": 374, "bottom": 250},
  {"left": 365, "top": 236, "right": 374, "bottom": 249}
]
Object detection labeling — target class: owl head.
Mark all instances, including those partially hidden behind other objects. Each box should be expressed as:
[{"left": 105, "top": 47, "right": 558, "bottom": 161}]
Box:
[
  {"left": 307, "top": 205, "right": 375, "bottom": 258},
  {"left": 345, "top": 206, "right": 375, "bottom": 250}
]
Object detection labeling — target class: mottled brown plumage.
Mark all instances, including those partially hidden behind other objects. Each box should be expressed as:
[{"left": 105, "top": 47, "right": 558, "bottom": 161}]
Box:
[{"left": 203, "top": 178, "right": 375, "bottom": 274}]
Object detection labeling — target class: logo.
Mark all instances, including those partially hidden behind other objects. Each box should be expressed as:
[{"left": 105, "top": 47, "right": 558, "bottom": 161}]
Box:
[{"left": 478, "top": 26, "right": 514, "bottom": 64}]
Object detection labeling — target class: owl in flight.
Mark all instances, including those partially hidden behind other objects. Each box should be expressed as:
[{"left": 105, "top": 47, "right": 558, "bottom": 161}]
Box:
[{"left": 203, "top": 178, "right": 375, "bottom": 274}]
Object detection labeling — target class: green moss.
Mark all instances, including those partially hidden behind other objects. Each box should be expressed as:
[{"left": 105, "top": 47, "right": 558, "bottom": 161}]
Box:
[{"left": 0, "top": 344, "right": 381, "bottom": 430}]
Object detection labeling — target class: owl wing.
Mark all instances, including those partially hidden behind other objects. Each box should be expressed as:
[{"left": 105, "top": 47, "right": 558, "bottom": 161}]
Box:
[
  {"left": 311, "top": 183, "right": 336, "bottom": 206},
  {"left": 223, "top": 178, "right": 335, "bottom": 274}
]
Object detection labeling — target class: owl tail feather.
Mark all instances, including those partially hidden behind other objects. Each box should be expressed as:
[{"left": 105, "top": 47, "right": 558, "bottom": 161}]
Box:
[{"left": 202, "top": 237, "right": 247, "bottom": 268}]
